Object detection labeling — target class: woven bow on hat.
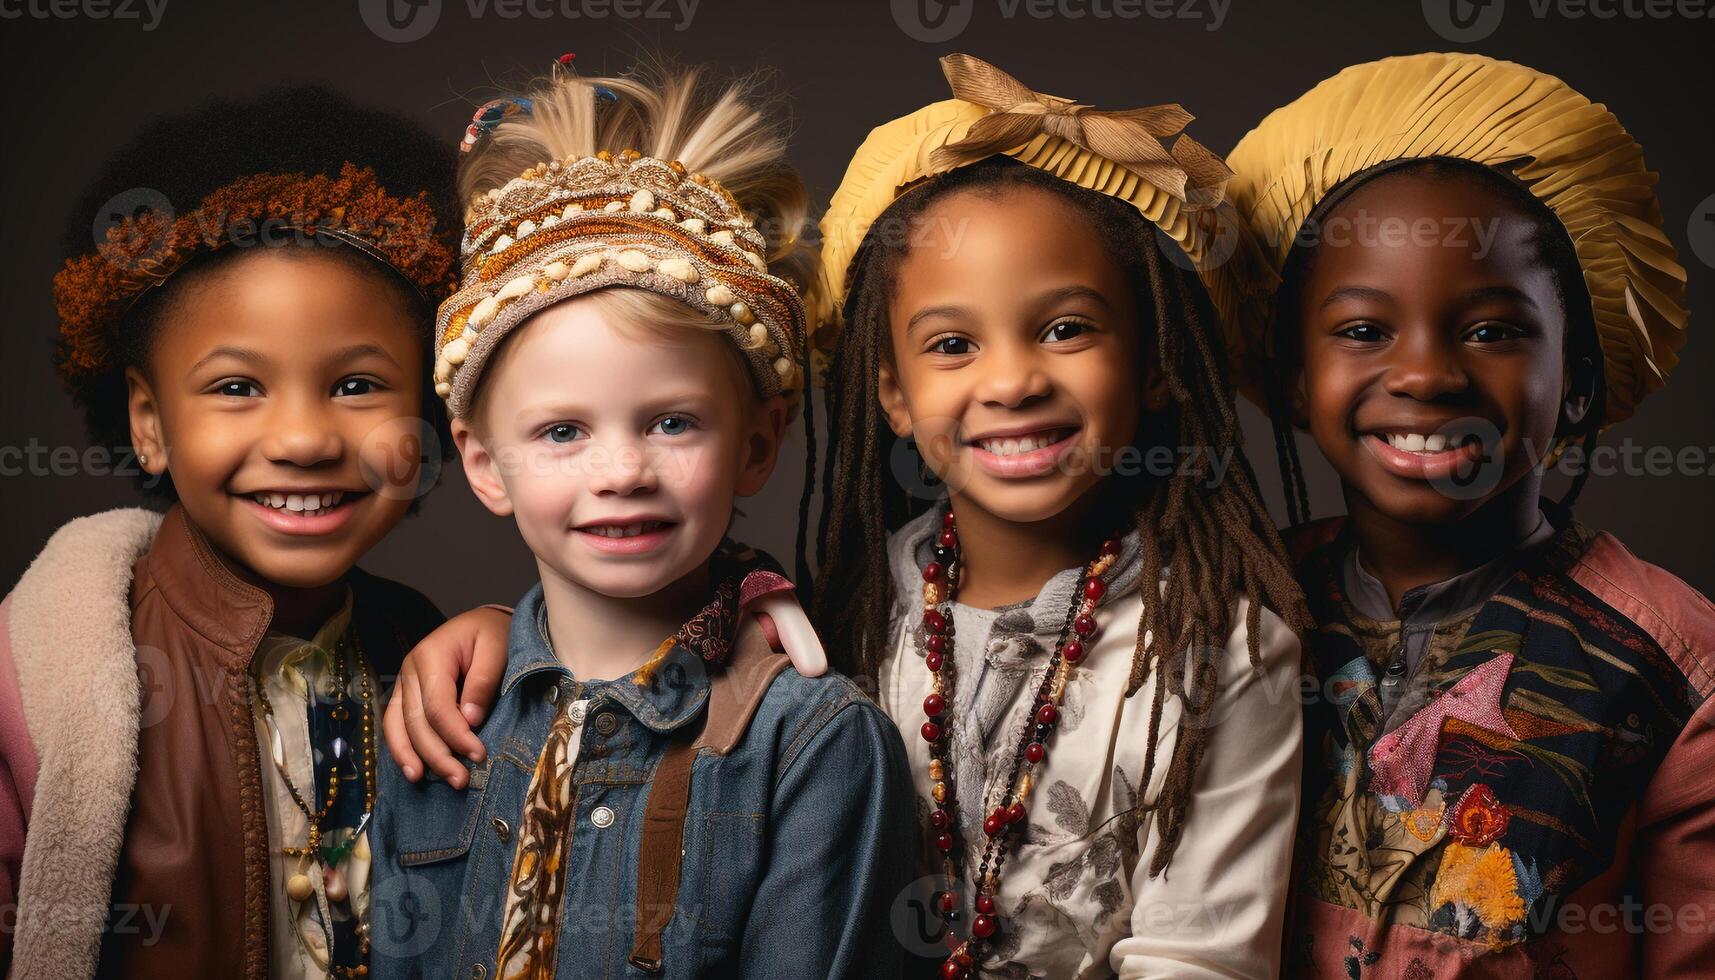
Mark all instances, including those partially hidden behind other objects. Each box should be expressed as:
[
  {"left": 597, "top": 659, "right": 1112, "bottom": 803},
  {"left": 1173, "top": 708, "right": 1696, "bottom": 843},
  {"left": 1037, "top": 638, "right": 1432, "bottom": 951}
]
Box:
[{"left": 932, "top": 54, "right": 1232, "bottom": 207}]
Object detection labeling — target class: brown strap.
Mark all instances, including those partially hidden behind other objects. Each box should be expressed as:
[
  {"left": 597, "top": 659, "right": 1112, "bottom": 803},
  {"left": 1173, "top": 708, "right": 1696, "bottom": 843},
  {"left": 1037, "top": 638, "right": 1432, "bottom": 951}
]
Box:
[
  {"left": 628, "top": 734, "right": 697, "bottom": 972},
  {"left": 627, "top": 622, "right": 791, "bottom": 972}
]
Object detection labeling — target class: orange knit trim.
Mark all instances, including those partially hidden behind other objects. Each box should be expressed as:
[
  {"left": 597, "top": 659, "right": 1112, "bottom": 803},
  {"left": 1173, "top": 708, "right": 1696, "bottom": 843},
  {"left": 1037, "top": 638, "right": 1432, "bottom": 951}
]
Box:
[{"left": 53, "top": 163, "right": 457, "bottom": 383}]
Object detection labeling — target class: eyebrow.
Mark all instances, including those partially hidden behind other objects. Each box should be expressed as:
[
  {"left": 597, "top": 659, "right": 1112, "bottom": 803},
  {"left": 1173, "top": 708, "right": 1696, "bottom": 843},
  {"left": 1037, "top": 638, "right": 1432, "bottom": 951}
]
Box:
[
  {"left": 1035, "top": 284, "right": 1113, "bottom": 311},
  {"left": 906, "top": 304, "right": 972, "bottom": 334},
  {"left": 510, "top": 390, "right": 719, "bottom": 424},
  {"left": 904, "top": 285, "right": 1113, "bottom": 334},
  {"left": 330, "top": 343, "right": 403, "bottom": 369},
  {"left": 1317, "top": 285, "right": 1394, "bottom": 311},
  {"left": 188, "top": 345, "right": 268, "bottom": 374},
  {"left": 1449, "top": 285, "right": 1540, "bottom": 310}
]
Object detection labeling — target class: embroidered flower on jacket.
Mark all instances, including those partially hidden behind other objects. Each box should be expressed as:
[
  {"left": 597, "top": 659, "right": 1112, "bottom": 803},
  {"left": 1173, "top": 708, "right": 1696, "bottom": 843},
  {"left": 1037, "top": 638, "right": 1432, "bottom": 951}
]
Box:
[
  {"left": 1449, "top": 784, "right": 1512, "bottom": 846},
  {"left": 1430, "top": 841, "right": 1528, "bottom": 938}
]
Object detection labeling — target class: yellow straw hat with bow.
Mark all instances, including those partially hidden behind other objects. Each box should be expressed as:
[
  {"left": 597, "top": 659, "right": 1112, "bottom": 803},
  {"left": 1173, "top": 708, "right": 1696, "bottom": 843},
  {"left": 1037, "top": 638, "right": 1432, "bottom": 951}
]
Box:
[{"left": 813, "top": 53, "right": 1266, "bottom": 370}]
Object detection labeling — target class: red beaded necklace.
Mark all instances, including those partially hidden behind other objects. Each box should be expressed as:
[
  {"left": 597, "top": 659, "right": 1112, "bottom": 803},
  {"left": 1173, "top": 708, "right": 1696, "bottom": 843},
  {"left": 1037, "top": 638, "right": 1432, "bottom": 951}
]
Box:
[{"left": 918, "top": 507, "right": 1119, "bottom": 977}]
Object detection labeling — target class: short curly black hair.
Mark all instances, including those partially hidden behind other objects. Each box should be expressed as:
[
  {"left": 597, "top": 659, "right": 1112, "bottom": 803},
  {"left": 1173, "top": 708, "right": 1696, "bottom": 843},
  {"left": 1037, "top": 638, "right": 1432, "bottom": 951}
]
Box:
[{"left": 57, "top": 84, "right": 460, "bottom": 500}]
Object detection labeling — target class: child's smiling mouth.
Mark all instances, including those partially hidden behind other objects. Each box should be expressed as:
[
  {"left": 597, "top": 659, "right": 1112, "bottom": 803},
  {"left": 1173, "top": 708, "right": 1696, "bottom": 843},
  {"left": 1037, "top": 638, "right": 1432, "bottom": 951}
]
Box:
[
  {"left": 1357, "top": 424, "right": 1492, "bottom": 481},
  {"left": 573, "top": 517, "right": 678, "bottom": 555},
  {"left": 964, "top": 424, "right": 1082, "bottom": 478},
  {"left": 239, "top": 488, "right": 368, "bottom": 535}
]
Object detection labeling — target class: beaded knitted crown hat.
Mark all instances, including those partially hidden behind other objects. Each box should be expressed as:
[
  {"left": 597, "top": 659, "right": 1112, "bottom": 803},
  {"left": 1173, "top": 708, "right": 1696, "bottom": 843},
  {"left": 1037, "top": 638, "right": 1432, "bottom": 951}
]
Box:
[
  {"left": 434, "top": 137, "right": 808, "bottom": 419},
  {"left": 1216, "top": 52, "right": 1689, "bottom": 427}
]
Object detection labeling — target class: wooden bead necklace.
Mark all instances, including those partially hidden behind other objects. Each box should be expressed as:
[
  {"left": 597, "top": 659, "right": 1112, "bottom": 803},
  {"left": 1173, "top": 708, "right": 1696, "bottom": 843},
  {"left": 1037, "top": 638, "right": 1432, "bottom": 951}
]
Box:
[{"left": 253, "top": 631, "right": 378, "bottom": 976}]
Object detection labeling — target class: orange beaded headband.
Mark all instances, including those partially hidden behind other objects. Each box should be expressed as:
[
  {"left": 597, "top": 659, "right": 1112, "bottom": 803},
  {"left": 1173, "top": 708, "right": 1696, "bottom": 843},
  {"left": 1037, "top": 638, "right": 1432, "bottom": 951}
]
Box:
[{"left": 54, "top": 163, "right": 457, "bottom": 386}]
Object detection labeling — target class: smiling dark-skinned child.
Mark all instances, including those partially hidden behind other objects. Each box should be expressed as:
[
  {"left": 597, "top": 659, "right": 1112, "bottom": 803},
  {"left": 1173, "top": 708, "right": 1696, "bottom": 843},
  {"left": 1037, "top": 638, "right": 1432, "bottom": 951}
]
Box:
[{"left": 1217, "top": 53, "right": 1714, "bottom": 978}]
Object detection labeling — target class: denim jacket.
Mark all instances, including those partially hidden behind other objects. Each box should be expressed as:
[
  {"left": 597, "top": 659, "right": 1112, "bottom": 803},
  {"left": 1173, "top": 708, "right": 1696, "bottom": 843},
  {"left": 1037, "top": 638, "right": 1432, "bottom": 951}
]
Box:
[{"left": 370, "top": 583, "right": 917, "bottom": 979}]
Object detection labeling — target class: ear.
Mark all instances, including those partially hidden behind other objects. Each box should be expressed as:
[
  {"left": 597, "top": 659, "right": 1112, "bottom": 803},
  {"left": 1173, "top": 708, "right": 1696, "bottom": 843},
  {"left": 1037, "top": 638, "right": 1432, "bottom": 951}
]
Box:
[
  {"left": 735, "top": 394, "right": 789, "bottom": 497},
  {"left": 1141, "top": 357, "right": 1170, "bottom": 413},
  {"left": 877, "top": 358, "right": 914, "bottom": 439},
  {"left": 1559, "top": 354, "right": 1596, "bottom": 433},
  {"left": 1288, "top": 367, "right": 1311, "bottom": 430},
  {"left": 452, "top": 417, "right": 514, "bottom": 517},
  {"left": 125, "top": 366, "right": 168, "bottom": 477}
]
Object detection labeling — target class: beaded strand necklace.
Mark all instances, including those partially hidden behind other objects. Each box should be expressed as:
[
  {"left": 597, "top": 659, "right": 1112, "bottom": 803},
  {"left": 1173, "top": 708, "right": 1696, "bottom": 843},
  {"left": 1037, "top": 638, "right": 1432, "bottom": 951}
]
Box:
[{"left": 917, "top": 507, "right": 1119, "bottom": 977}]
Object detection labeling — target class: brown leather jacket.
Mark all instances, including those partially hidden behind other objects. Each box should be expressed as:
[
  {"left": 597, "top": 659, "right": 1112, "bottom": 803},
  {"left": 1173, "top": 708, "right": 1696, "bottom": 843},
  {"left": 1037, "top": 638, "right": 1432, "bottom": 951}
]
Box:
[{"left": 90, "top": 506, "right": 441, "bottom": 978}]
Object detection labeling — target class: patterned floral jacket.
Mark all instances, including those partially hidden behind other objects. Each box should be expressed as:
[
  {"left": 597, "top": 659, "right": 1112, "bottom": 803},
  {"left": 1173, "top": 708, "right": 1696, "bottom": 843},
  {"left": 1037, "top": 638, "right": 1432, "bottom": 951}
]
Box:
[{"left": 1286, "top": 513, "right": 1715, "bottom": 979}]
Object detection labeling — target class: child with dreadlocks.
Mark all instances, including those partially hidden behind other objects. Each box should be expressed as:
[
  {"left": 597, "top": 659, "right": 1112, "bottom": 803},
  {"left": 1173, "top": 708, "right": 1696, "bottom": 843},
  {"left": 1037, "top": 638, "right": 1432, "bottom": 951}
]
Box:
[
  {"left": 1215, "top": 53, "right": 1715, "bottom": 977},
  {"left": 806, "top": 55, "right": 1310, "bottom": 977},
  {"left": 0, "top": 87, "right": 458, "bottom": 978},
  {"left": 381, "top": 54, "right": 1312, "bottom": 977},
  {"left": 366, "top": 61, "right": 915, "bottom": 979}
]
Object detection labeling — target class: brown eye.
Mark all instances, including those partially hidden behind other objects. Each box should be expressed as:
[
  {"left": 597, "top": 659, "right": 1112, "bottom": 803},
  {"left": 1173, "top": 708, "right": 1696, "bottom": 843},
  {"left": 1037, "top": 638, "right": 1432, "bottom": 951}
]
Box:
[
  {"left": 1466, "top": 322, "right": 1525, "bottom": 344},
  {"left": 333, "top": 377, "right": 378, "bottom": 397},
  {"left": 929, "top": 336, "right": 973, "bottom": 356},
  {"left": 215, "top": 380, "right": 260, "bottom": 397},
  {"left": 1334, "top": 322, "right": 1384, "bottom": 343},
  {"left": 1043, "top": 319, "right": 1091, "bottom": 343}
]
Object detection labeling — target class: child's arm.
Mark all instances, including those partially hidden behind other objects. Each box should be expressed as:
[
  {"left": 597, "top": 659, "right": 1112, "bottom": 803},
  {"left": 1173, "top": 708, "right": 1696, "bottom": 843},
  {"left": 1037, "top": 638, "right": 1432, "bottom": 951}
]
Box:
[
  {"left": 382, "top": 596, "right": 829, "bottom": 787},
  {"left": 1109, "top": 601, "right": 1303, "bottom": 980},
  {"left": 1635, "top": 695, "right": 1715, "bottom": 977},
  {"left": 739, "top": 695, "right": 917, "bottom": 978}
]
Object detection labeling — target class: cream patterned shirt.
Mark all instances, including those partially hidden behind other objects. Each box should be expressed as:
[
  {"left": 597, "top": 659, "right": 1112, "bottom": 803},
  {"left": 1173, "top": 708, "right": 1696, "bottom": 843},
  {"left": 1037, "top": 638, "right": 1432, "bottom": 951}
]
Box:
[
  {"left": 251, "top": 595, "right": 380, "bottom": 980},
  {"left": 876, "top": 509, "right": 1303, "bottom": 979}
]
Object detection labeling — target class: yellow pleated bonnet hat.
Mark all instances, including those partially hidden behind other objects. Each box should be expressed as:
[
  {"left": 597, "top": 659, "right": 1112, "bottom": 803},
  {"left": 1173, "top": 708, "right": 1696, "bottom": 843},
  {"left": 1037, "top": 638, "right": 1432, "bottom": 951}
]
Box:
[
  {"left": 1214, "top": 52, "right": 1688, "bottom": 427},
  {"left": 814, "top": 53, "right": 1264, "bottom": 369}
]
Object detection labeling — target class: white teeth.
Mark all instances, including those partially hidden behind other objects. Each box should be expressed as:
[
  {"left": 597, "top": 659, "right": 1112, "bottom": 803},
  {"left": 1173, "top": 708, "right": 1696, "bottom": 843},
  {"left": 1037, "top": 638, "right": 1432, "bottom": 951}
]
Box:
[
  {"left": 251, "top": 491, "right": 345, "bottom": 515},
  {"left": 978, "top": 433, "right": 1059, "bottom": 457},
  {"left": 1385, "top": 433, "right": 1464, "bottom": 454},
  {"left": 586, "top": 522, "right": 664, "bottom": 538}
]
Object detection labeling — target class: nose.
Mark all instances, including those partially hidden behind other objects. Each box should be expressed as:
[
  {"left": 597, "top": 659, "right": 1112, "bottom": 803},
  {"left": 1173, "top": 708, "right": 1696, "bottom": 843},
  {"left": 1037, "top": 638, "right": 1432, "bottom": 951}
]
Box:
[
  {"left": 259, "top": 396, "right": 343, "bottom": 467},
  {"left": 1382, "top": 327, "right": 1470, "bottom": 402},
  {"left": 586, "top": 435, "right": 660, "bottom": 497},
  {"left": 972, "top": 340, "right": 1053, "bottom": 410}
]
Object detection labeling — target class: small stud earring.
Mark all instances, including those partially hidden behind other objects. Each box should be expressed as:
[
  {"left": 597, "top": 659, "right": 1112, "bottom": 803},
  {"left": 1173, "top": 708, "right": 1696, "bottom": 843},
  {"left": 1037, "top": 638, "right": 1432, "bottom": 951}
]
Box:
[{"left": 138, "top": 453, "right": 149, "bottom": 467}]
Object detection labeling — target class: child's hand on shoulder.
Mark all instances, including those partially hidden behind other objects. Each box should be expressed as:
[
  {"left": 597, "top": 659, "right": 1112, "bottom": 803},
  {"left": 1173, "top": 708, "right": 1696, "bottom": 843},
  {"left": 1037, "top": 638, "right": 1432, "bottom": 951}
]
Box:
[
  {"left": 382, "top": 596, "right": 827, "bottom": 788},
  {"left": 383, "top": 604, "right": 512, "bottom": 788}
]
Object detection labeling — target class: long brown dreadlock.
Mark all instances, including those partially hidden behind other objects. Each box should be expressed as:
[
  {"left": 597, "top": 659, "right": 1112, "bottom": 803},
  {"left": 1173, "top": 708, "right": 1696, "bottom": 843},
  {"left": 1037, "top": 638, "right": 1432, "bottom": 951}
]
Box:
[{"left": 805, "top": 157, "right": 1311, "bottom": 876}]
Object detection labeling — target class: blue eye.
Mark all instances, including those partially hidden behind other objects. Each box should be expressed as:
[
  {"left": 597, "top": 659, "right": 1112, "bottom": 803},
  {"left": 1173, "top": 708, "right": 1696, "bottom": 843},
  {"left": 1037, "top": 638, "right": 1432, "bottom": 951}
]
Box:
[
  {"left": 928, "top": 335, "right": 973, "bottom": 356},
  {"left": 544, "top": 423, "right": 582, "bottom": 444},
  {"left": 215, "top": 380, "right": 261, "bottom": 397},
  {"left": 333, "top": 377, "right": 378, "bottom": 397},
  {"left": 651, "top": 415, "right": 694, "bottom": 436}
]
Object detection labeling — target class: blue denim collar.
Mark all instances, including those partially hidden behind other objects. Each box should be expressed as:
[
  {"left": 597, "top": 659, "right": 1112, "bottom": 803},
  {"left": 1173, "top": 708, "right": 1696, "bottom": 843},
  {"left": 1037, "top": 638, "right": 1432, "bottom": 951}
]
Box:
[{"left": 499, "top": 583, "right": 711, "bottom": 735}]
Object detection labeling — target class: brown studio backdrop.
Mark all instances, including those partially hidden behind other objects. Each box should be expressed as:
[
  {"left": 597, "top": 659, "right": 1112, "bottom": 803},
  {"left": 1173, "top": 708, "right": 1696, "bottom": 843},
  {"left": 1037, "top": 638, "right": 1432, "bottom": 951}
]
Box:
[{"left": 2, "top": 0, "right": 1711, "bottom": 611}]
